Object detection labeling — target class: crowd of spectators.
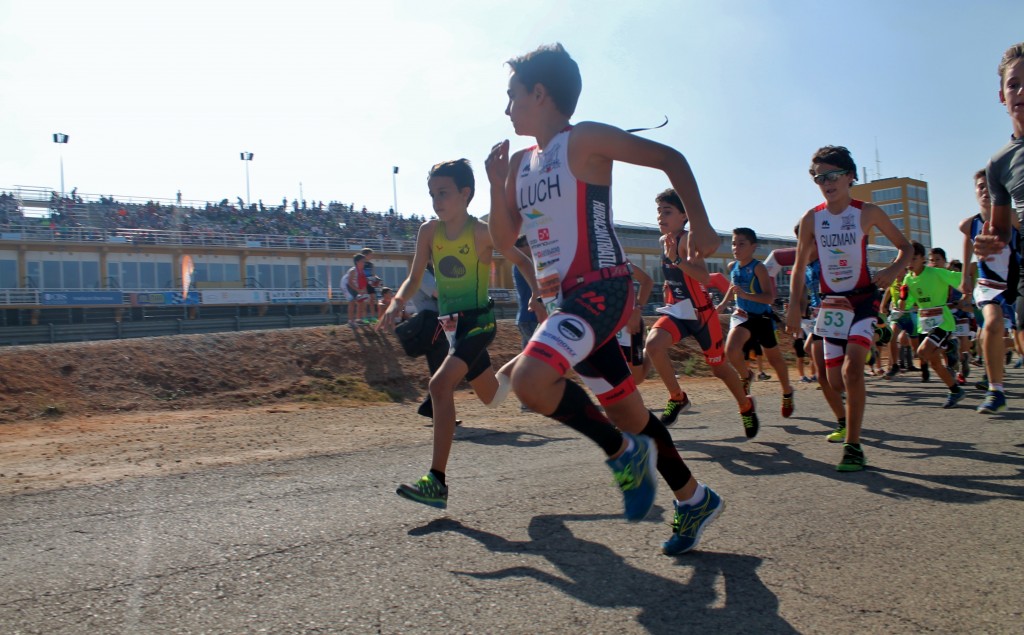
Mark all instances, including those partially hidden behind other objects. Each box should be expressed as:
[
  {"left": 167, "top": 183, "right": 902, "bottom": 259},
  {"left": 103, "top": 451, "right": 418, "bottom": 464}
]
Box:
[{"left": 0, "top": 190, "right": 428, "bottom": 247}]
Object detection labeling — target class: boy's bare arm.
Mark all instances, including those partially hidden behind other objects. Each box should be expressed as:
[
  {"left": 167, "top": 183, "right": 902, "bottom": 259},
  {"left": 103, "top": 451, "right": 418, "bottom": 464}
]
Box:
[
  {"left": 379, "top": 222, "right": 433, "bottom": 331},
  {"left": 568, "top": 122, "right": 720, "bottom": 260},
  {"left": 785, "top": 212, "right": 814, "bottom": 334},
  {"left": 958, "top": 216, "right": 975, "bottom": 296},
  {"left": 863, "top": 204, "right": 912, "bottom": 289},
  {"left": 485, "top": 140, "right": 523, "bottom": 253}
]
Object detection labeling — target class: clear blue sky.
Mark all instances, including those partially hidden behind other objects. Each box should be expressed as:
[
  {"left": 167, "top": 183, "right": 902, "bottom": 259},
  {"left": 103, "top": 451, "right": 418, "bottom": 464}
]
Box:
[{"left": 1, "top": 0, "right": 1022, "bottom": 256}]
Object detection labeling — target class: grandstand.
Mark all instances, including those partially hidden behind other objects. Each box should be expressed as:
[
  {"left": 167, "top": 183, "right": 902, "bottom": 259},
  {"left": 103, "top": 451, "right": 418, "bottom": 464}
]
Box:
[{"left": 0, "top": 186, "right": 898, "bottom": 343}]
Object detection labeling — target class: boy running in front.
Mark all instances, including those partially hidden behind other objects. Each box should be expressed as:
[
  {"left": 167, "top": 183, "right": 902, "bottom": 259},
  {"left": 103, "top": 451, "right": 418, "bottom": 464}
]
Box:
[
  {"left": 486, "top": 43, "right": 723, "bottom": 555},
  {"left": 786, "top": 145, "right": 911, "bottom": 472},
  {"left": 379, "top": 159, "right": 533, "bottom": 508},
  {"left": 644, "top": 188, "right": 760, "bottom": 438}
]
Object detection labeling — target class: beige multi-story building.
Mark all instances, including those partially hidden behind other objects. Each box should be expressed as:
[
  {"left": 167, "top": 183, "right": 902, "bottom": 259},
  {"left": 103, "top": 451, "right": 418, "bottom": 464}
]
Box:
[{"left": 851, "top": 176, "right": 931, "bottom": 249}]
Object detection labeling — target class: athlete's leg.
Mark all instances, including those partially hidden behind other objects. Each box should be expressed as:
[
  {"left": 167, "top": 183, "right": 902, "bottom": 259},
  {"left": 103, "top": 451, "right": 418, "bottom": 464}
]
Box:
[
  {"left": 646, "top": 326, "right": 685, "bottom": 399},
  {"left": 426, "top": 355, "right": 471, "bottom": 473},
  {"left": 917, "top": 337, "right": 956, "bottom": 389},
  {"left": 840, "top": 342, "right": 869, "bottom": 444},
  {"left": 809, "top": 338, "right": 845, "bottom": 420},
  {"left": 726, "top": 325, "right": 753, "bottom": 387},
  {"left": 981, "top": 303, "right": 1006, "bottom": 388}
]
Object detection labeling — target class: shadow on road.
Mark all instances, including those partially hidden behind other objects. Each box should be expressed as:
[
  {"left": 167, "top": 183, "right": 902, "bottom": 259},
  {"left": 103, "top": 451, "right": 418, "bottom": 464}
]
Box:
[
  {"left": 410, "top": 515, "right": 797, "bottom": 634},
  {"left": 678, "top": 433, "right": 1024, "bottom": 504},
  {"left": 455, "top": 428, "right": 578, "bottom": 449}
]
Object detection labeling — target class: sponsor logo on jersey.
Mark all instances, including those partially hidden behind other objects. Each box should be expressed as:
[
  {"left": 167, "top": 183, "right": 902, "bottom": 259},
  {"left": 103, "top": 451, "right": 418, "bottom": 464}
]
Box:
[
  {"left": 525, "top": 209, "right": 543, "bottom": 220},
  {"left": 557, "top": 317, "right": 586, "bottom": 341},
  {"left": 437, "top": 255, "right": 467, "bottom": 279},
  {"left": 538, "top": 228, "right": 550, "bottom": 241},
  {"left": 458, "top": 243, "right": 470, "bottom": 255},
  {"left": 829, "top": 248, "right": 844, "bottom": 255},
  {"left": 821, "top": 219, "right": 831, "bottom": 229},
  {"left": 830, "top": 275, "right": 853, "bottom": 284},
  {"left": 542, "top": 143, "right": 562, "bottom": 173},
  {"left": 841, "top": 214, "right": 856, "bottom": 230},
  {"left": 839, "top": 259, "right": 848, "bottom": 267},
  {"left": 591, "top": 200, "right": 618, "bottom": 269}
]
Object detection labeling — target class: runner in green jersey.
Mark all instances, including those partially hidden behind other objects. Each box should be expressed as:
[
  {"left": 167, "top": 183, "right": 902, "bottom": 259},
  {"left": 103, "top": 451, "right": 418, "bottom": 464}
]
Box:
[{"left": 902, "top": 242, "right": 965, "bottom": 408}]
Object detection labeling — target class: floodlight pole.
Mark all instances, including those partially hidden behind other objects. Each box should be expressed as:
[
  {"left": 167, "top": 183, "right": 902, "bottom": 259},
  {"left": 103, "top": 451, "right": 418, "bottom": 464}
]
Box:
[
  {"left": 392, "top": 166, "right": 399, "bottom": 215},
  {"left": 53, "top": 133, "right": 69, "bottom": 198},
  {"left": 240, "top": 152, "right": 254, "bottom": 206}
]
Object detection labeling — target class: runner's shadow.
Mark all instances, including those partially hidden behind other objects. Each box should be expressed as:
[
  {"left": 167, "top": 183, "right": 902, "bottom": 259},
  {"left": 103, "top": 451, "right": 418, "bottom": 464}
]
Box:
[
  {"left": 409, "top": 515, "right": 797, "bottom": 635},
  {"left": 456, "top": 429, "right": 578, "bottom": 449}
]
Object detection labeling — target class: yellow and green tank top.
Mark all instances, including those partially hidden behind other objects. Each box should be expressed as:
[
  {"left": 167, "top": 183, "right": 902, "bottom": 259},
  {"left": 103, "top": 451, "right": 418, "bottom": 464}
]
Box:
[{"left": 433, "top": 216, "right": 489, "bottom": 315}]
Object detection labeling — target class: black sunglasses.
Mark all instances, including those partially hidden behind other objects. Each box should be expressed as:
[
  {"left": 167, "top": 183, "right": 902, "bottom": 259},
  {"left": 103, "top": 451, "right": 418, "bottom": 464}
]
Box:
[{"left": 812, "top": 169, "right": 849, "bottom": 185}]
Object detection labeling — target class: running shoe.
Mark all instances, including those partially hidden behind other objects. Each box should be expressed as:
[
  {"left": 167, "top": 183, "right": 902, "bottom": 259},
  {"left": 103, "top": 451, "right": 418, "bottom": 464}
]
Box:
[
  {"left": 742, "top": 370, "right": 754, "bottom": 396},
  {"left": 659, "top": 394, "right": 692, "bottom": 426},
  {"left": 662, "top": 484, "right": 724, "bottom": 556},
  {"left": 396, "top": 473, "right": 448, "bottom": 508},
  {"left": 1014, "top": 358, "right": 1024, "bottom": 370},
  {"left": 757, "top": 372, "right": 771, "bottom": 381},
  {"left": 781, "top": 392, "right": 795, "bottom": 418},
  {"left": 942, "top": 388, "right": 965, "bottom": 409},
  {"left": 740, "top": 398, "right": 759, "bottom": 440},
  {"left": 799, "top": 376, "right": 814, "bottom": 384},
  {"left": 977, "top": 390, "right": 1007, "bottom": 414},
  {"left": 884, "top": 365, "right": 899, "bottom": 380},
  {"left": 606, "top": 433, "right": 658, "bottom": 522},
  {"left": 826, "top": 425, "right": 847, "bottom": 443},
  {"left": 975, "top": 376, "right": 989, "bottom": 391},
  {"left": 836, "top": 443, "right": 867, "bottom": 472},
  {"left": 956, "top": 373, "right": 966, "bottom": 386}
]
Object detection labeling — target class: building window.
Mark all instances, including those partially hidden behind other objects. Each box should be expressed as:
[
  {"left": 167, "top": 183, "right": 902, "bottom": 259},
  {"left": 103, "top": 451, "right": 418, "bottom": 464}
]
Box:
[
  {"left": 880, "top": 203, "right": 904, "bottom": 216},
  {"left": 872, "top": 187, "right": 903, "bottom": 202}
]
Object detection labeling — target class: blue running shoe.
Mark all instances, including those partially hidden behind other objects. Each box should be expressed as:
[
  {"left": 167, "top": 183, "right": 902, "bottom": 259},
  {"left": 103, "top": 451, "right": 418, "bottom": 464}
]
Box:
[
  {"left": 942, "top": 388, "right": 965, "bottom": 409},
  {"left": 606, "top": 433, "right": 657, "bottom": 522},
  {"left": 977, "top": 390, "right": 1007, "bottom": 414},
  {"left": 396, "top": 473, "right": 448, "bottom": 509},
  {"left": 662, "top": 484, "right": 724, "bottom": 555}
]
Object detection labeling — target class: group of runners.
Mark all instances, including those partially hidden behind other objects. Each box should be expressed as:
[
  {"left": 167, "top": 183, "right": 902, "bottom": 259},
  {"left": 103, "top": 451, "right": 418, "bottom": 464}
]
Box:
[{"left": 372, "top": 42, "right": 1024, "bottom": 556}]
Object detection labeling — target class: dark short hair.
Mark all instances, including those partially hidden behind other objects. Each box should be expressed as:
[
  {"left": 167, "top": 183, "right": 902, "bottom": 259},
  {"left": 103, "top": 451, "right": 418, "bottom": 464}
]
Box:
[
  {"left": 733, "top": 227, "right": 758, "bottom": 244},
  {"left": 507, "top": 43, "right": 582, "bottom": 118},
  {"left": 974, "top": 168, "right": 987, "bottom": 182},
  {"left": 354, "top": 253, "right": 365, "bottom": 263},
  {"left": 929, "top": 247, "right": 947, "bottom": 261},
  {"left": 948, "top": 260, "right": 963, "bottom": 272},
  {"left": 810, "top": 145, "right": 857, "bottom": 179},
  {"left": 655, "top": 188, "right": 685, "bottom": 213},
  {"left": 998, "top": 42, "right": 1024, "bottom": 85},
  {"left": 428, "top": 159, "right": 475, "bottom": 204},
  {"left": 911, "top": 241, "right": 926, "bottom": 257}
]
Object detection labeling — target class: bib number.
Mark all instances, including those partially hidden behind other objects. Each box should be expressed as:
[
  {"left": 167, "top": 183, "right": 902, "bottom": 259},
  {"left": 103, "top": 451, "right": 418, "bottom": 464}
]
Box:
[
  {"left": 730, "top": 308, "right": 749, "bottom": 330},
  {"left": 813, "top": 297, "right": 854, "bottom": 340},
  {"left": 917, "top": 306, "right": 945, "bottom": 333},
  {"left": 439, "top": 313, "right": 459, "bottom": 349},
  {"left": 953, "top": 317, "right": 971, "bottom": 337},
  {"left": 656, "top": 298, "right": 697, "bottom": 320},
  {"left": 973, "top": 279, "right": 1006, "bottom": 305}
]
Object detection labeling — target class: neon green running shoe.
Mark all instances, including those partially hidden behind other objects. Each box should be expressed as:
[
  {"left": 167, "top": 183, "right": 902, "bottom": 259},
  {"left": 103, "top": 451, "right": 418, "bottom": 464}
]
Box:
[
  {"left": 396, "top": 473, "right": 448, "bottom": 509},
  {"left": 826, "top": 426, "right": 847, "bottom": 443},
  {"left": 836, "top": 443, "right": 867, "bottom": 472}
]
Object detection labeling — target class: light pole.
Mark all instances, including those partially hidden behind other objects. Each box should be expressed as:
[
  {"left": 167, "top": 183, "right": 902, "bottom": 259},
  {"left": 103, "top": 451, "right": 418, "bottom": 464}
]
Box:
[
  {"left": 53, "top": 133, "right": 69, "bottom": 198},
  {"left": 392, "top": 166, "right": 399, "bottom": 215},
  {"left": 240, "top": 152, "right": 254, "bottom": 206}
]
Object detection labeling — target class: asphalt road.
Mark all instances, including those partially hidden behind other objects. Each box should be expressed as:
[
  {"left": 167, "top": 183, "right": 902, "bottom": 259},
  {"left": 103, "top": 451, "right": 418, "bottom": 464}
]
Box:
[{"left": 1, "top": 375, "right": 1022, "bottom": 634}]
